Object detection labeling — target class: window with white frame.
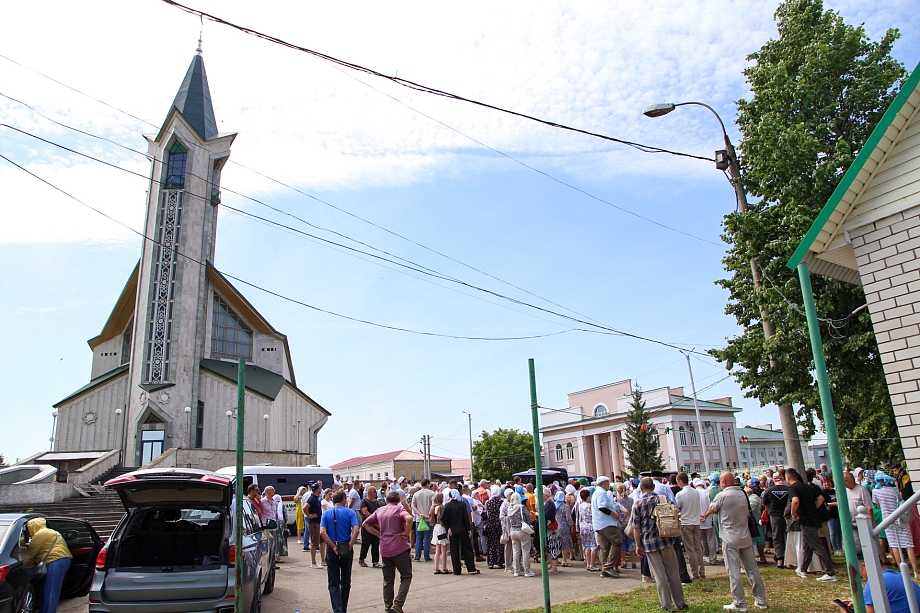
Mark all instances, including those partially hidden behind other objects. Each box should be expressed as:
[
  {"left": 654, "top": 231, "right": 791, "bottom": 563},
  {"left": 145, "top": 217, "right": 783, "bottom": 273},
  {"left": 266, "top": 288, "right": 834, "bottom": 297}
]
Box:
[
  {"left": 679, "top": 426, "right": 688, "bottom": 446},
  {"left": 688, "top": 425, "right": 698, "bottom": 446},
  {"left": 594, "top": 404, "right": 609, "bottom": 417},
  {"left": 555, "top": 444, "right": 563, "bottom": 461},
  {"left": 566, "top": 442, "right": 574, "bottom": 460}
]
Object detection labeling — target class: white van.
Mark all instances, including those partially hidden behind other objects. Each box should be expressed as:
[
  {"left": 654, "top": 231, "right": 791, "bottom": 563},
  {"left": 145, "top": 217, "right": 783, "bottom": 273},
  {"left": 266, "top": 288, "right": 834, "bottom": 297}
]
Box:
[{"left": 216, "top": 465, "right": 333, "bottom": 527}]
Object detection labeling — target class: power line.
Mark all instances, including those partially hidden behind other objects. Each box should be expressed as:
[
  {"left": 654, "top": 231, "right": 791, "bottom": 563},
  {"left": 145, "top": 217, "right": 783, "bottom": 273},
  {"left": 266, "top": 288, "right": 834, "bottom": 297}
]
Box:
[
  {"left": 0, "top": 152, "right": 578, "bottom": 342},
  {"left": 1, "top": 123, "right": 726, "bottom": 356},
  {"left": 161, "top": 0, "right": 713, "bottom": 165}
]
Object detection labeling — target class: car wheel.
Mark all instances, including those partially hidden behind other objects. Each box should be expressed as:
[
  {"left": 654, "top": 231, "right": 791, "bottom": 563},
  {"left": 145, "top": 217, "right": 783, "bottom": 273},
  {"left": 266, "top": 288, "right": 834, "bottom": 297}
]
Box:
[
  {"left": 262, "top": 566, "right": 275, "bottom": 595},
  {"left": 18, "top": 584, "right": 36, "bottom": 613},
  {"left": 249, "top": 576, "right": 262, "bottom": 613}
]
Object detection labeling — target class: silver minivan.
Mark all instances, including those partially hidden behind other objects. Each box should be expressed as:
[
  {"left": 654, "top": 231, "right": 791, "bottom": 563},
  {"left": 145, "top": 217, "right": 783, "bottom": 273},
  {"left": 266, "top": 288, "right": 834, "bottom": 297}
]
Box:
[{"left": 88, "top": 468, "right": 275, "bottom": 613}]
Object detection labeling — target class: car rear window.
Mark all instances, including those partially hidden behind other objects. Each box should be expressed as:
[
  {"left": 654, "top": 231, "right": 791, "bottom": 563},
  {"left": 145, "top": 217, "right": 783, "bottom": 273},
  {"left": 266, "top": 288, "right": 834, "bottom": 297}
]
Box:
[{"left": 0, "top": 523, "right": 9, "bottom": 546}]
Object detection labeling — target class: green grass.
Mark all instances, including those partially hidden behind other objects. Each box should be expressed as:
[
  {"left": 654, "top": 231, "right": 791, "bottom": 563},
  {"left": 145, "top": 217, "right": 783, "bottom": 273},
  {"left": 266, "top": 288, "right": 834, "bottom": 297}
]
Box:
[{"left": 510, "top": 564, "right": 855, "bottom": 613}]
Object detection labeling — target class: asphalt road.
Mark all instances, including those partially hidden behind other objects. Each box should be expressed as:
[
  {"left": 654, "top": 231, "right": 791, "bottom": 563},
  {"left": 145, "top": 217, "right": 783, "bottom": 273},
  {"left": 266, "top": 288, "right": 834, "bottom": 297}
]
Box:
[{"left": 59, "top": 547, "right": 729, "bottom": 613}]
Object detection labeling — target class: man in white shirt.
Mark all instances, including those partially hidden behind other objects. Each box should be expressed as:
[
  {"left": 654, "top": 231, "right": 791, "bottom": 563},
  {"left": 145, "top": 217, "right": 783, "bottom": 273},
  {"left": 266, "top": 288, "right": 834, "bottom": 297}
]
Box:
[
  {"left": 842, "top": 470, "right": 873, "bottom": 550},
  {"left": 676, "top": 472, "right": 704, "bottom": 579},
  {"left": 345, "top": 481, "right": 362, "bottom": 522}
]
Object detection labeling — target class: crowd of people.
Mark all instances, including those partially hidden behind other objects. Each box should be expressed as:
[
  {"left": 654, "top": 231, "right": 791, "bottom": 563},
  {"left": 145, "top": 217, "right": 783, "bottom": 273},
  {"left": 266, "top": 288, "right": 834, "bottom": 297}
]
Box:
[{"left": 246, "top": 461, "right": 920, "bottom": 613}]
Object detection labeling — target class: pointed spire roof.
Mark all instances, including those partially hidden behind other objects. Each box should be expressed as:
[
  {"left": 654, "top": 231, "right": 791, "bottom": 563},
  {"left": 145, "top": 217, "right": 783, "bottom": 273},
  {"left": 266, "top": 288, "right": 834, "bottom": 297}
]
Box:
[{"left": 171, "top": 52, "right": 218, "bottom": 141}]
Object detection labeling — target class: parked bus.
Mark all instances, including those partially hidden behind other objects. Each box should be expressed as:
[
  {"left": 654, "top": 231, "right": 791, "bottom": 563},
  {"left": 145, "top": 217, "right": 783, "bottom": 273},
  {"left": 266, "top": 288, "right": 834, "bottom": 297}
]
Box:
[{"left": 216, "top": 465, "right": 333, "bottom": 527}]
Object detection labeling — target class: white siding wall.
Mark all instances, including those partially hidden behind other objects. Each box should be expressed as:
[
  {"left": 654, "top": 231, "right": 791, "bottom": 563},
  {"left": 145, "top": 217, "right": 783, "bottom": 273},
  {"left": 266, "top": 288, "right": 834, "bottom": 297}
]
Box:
[
  {"left": 851, "top": 203, "right": 920, "bottom": 477},
  {"left": 56, "top": 374, "right": 128, "bottom": 452},
  {"left": 91, "top": 337, "right": 124, "bottom": 379}
]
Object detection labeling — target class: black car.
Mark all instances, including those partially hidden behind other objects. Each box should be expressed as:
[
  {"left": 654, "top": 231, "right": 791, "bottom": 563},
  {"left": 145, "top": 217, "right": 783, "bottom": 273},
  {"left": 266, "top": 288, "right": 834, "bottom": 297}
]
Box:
[{"left": 0, "top": 513, "right": 104, "bottom": 613}]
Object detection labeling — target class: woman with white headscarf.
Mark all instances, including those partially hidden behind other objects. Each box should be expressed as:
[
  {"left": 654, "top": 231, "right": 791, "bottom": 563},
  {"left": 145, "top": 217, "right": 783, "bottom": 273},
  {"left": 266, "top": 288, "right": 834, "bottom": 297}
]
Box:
[
  {"left": 508, "top": 492, "right": 534, "bottom": 577},
  {"left": 500, "top": 488, "right": 514, "bottom": 572},
  {"left": 484, "top": 484, "right": 506, "bottom": 568},
  {"left": 441, "top": 488, "right": 480, "bottom": 575}
]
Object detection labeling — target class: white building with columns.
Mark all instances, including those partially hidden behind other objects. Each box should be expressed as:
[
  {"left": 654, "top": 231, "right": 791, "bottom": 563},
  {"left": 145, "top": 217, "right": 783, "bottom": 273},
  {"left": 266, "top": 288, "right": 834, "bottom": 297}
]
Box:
[
  {"left": 36, "top": 49, "right": 329, "bottom": 478},
  {"left": 540, "top": 379, "right": 743, "bottom": 477}
]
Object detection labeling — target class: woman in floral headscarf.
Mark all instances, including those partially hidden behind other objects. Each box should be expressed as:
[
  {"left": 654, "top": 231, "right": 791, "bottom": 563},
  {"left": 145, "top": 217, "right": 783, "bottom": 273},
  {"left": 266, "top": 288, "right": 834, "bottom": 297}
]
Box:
[
  {"left": 484, "top": 484, "right": 506, "bottom": 569},
  {"left": 554, "top": 491, "right": 574, "bottom": 566}
]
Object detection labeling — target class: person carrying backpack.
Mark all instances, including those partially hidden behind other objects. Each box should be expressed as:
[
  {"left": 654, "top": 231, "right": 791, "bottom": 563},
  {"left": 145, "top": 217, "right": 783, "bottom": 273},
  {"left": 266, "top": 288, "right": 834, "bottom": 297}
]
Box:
[{"left": 631, "top": 477, "right": 687, "bottom": 612}]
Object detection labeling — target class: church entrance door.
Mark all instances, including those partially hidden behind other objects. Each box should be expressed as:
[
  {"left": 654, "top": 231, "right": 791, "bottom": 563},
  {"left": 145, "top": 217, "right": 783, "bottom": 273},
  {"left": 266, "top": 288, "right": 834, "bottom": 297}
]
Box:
[{"left": 141, "top": 430, "right": 165, "bottom": 464}]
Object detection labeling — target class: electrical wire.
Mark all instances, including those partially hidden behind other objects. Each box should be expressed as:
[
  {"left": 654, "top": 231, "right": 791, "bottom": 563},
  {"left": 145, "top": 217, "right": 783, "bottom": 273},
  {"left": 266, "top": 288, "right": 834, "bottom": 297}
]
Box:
[
  {"left": 0, "top": 88, "right": 728, "bottom": 348},
  {"left": 1, "top": 123, "right": 727, "bottom": 356},
  {"left": 160, "top": 0, "right": 713, "bottom": 164},
  {"left": 0, "top": 152, "right": 579, "bottom": 342}
]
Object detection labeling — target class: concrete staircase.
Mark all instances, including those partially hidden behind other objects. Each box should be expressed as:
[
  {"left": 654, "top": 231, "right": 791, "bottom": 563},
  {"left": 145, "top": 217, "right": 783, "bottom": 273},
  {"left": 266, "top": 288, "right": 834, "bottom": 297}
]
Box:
[{"left": 0, "top": 467, "right": 137, "bottom": 540}]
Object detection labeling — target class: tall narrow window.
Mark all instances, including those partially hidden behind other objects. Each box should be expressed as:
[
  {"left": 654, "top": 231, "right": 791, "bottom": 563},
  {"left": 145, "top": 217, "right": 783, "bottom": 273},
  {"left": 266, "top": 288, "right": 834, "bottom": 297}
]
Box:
[
  {"left": 195, "top": 400, "right": 204, "bottom": 448},
  {"left": 566, "top": 442, "right": 574, "bottom": 460},
  {"left": 211, "top": 293, "right": 253, "bottom": 361},
  {"left": 121, "top": 318, "right": 133, "bottom": 365},
  {"left": 679, "top": 427, "right": 688, "bottom": 446},
  {"left": 555, "top": 444, "right": 563, "bottom": 461},
  {"left": 688, "top": 425, "right": 698, "bottom": 446},
  {"left": 166, "top": 141, "right": 187, "bottom": 189}
]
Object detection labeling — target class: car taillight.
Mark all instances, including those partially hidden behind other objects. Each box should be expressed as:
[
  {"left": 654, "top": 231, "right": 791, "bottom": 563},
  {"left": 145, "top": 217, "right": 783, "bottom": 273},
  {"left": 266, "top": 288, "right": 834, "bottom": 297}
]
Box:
[
  {"left": 228, "top": 545, "right": 235, "bottom": 566},
  {"left": 95, "top": 546, "right": 108, "bottom": 571},
  {"left": 0, "top": 564, "right": 9, "bottom": 583}
]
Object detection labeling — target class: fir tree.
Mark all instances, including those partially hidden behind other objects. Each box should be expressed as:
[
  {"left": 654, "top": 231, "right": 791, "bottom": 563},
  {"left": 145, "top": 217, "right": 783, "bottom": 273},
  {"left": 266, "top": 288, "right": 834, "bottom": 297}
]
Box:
[{"left": 623, "top": 387, "right": 665, "bottom": 476}]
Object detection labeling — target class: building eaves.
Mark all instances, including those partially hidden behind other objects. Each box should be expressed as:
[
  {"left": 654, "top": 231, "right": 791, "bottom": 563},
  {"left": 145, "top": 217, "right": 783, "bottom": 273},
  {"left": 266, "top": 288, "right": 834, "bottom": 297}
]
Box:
[
  {"left": 788, "top": 59, "right": 920, "bottom": 272},
  {"left": 54, "top": 365, "right": 129, "bottom": 408}
]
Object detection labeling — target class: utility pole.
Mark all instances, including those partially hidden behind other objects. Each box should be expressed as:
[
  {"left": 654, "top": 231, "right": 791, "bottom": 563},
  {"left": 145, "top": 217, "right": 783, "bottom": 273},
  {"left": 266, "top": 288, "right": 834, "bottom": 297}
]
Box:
[
  {"left": 681, "top": 349, "right": 710, "bottom": 474},
  {"left": 462, "top": 411, "right": 474, "bottom": 481},
  {"left": 234, "top": 359, "right": 245, "bottom": 613},
  {"left": 643, "top": 101, "right": 805, "bottom": 473},
  {"left": 528, "top": 359, "right": 551, "bottom": 613}
]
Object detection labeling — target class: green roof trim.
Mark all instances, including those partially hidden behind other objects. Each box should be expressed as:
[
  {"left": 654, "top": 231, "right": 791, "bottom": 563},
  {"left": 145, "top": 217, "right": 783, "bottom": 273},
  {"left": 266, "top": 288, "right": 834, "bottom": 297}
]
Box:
[
  {"left": 54, "top": 365, "right": 129, "bottom": 408},
  {"left": 200, "top": 359, "right": 285, "bottom": 400},
  {"left": 138, "top": 382, "right": 175, "bottom": 393},
  {"left": 788, "top": 60, "right": 920, "bottom": 271}
]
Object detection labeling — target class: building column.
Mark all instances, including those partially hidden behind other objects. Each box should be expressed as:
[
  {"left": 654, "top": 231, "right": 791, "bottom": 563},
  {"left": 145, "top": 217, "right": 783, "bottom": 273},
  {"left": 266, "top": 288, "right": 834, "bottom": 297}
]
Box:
[
  {"left": 583, "top": 435, "right": 596, "bottom": 475},
  {"left": 611, "top": 432, "right": 623, "bottom": 479},
  {"left": 593, "top": 435, "right": 605, "bottom": 477}
]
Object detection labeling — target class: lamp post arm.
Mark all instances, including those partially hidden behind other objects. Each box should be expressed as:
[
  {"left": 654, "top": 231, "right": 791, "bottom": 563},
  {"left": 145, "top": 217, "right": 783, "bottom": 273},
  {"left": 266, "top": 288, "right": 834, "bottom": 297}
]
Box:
[{"left": 673, "top": 101, "right": 730, "bottom": 146}]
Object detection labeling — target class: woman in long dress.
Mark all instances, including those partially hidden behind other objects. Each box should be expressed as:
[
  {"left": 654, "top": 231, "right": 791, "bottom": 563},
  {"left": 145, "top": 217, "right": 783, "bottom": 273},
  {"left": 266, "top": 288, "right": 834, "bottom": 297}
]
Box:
[
  {"left": 294, "top": 486, "right": 306, "bottom": 544},
  {"left": 554, "top": 491, "right": 574, "bottom": 566},
  {"left": 484, "top": 485, "right": 506, "bottom": 569},
  {"left": 874, "top": 472, "right": 919, "bottom": 577},
  {"left": 576, "top": 488, "right": 599, "bottom": 571}
]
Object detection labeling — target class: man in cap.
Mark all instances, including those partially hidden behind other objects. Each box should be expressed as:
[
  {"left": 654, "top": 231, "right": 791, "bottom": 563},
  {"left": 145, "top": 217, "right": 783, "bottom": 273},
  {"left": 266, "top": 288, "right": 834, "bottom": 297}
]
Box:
[
  {"left": 305, "top": 482, "right": 325, "bottom": 568},
  {"left": 591, "top": 476, "right": 626, "bottom": 578},
  {"left": 762, "top": 474, "right": 790, "bottom": 568}
]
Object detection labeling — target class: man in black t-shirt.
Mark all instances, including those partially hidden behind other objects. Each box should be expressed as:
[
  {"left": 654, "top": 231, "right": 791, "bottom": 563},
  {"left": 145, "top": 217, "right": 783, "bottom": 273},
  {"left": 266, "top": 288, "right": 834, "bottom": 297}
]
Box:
[
  {"left": 358, "top": 486, "right": 383, "bottom": 567},
  {"left": 788, "top": 468, "right": 835, "bottom": 581},
  {"left": 763, "top": 476, "right": 790, "bottom": 567},
  {"left": 305, "top": 483, "right": 324, "bottom": 568}
]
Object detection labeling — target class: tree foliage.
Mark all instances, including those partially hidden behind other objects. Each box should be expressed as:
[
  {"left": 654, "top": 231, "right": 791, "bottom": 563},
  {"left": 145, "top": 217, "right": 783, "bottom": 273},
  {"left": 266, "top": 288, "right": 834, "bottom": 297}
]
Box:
[
  {"left": 711, "top": 0, "right": 906, "bottom": 467},
  {"left": 471, "top": 428, "right": 535, "bottom": 482},
  {"left": 623, "top": 388, "right": 666, "bottom": 476}
]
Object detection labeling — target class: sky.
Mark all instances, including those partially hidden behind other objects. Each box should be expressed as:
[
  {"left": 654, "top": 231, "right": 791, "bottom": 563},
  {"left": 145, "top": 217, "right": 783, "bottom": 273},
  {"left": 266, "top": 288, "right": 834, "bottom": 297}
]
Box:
[{"left": 2, "top": 1, "right": 919, "bottom": 466}]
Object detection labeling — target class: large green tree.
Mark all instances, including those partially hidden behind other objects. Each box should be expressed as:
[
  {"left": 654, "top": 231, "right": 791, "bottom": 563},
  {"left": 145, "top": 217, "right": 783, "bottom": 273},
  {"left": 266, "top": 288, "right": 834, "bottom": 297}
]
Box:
[
  {"left": 471, "top": 428, "right": 534, "bottom": 482},
  {"left": 623, "top": 388, "right": 666, "bottom": 476},
  {"left": 711, "top": 0, "right": 906, "bottom": 467}
]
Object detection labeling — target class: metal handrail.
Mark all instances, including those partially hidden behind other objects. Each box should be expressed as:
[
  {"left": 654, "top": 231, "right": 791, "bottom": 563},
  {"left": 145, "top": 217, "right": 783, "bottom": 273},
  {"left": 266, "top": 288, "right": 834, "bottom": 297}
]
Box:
[{"left": 871, "top": 488, "right": 920, "bottom": 536}]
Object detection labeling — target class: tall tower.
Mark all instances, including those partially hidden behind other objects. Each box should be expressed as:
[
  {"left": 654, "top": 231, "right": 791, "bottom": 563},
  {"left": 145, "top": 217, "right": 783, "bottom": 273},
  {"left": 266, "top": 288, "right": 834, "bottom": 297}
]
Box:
[
  {"left": 50, "top": 48, "right": 329, "bottom": 473},
  {"left": 124, "top": 49, "right": 236, "bottom": 464}
]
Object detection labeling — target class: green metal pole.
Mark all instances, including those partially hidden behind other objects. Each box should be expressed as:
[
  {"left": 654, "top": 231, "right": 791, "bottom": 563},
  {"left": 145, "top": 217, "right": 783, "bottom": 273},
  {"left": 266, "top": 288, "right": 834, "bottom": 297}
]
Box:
[
  {"left": 529, "top": 358, "right": 551, "bottom": 613},
  {"left": 234, "top": 359, "right": 245, "bottom": 613},
  {"left": 796, "top": 262, "right": 864, "bottom": 613}
]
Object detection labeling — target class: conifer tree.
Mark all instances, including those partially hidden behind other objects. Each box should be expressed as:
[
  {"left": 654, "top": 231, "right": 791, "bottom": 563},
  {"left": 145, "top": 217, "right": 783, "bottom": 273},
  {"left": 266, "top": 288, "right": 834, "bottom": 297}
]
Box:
[{"left": 623, "top": 387, "right": 665, "bottom": 476}]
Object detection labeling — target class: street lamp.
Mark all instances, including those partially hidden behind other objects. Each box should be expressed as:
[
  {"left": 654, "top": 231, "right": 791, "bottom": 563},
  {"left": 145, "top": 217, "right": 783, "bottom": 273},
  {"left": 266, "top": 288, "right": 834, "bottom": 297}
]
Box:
[
  {"left": 184, "top": 406, "right": 192, "bottom": 449},
  {"left": 461, "top": 411, "right": 474, "bottom": 481},
  {"left": 642, "top": 100, "right": 804, "bottom": 473},
  {"left": 115, "top": 408, "right": 123, "bottom": 462},
  {"left": 50, "top": 410, "right": 59, "bottom": 451},
  {"left": 263, "top": 414, "right": 269, "bottom": 452}
]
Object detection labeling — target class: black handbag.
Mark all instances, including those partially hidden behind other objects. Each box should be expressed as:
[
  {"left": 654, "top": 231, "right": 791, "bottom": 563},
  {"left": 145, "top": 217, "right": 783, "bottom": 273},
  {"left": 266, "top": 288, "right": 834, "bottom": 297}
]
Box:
[{"left": 744, "top": 494, "right": 760, "bottom": 539}]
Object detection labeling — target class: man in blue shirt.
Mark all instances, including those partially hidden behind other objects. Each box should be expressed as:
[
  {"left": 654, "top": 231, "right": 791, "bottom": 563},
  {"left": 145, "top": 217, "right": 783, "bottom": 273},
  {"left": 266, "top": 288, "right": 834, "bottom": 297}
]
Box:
[
  {"left": 321, "top": 491, "right": 360, "bottom": 613},
  {"left": 591, "top": 476, "right": 626, "bottom": 578},
  {"left": 864, "top": 568, "right": 920, "bottom": 613}
]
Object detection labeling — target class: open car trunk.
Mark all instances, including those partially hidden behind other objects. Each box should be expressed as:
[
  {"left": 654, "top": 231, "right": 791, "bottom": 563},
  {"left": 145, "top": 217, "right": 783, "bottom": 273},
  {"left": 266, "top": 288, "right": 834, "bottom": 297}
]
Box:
[{"left": 103, "top": 507, "right": 228, "bottom": 602}]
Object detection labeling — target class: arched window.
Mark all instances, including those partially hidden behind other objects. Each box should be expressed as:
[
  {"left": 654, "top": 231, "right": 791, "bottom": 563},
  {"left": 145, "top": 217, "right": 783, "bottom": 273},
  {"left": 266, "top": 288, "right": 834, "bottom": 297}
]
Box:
[
  {"left": 211, "top": 293, "right": 253, "bottom": 361},
  {"left": 688, "top": 425, "right": 698, "bottom": 446},
  {"left": 721, "top": 427, "right": 728, "bottom": 446},
  {"left": 565, "top": 442, "right": 574, "bottom": 460},
  {"left": 594, "top": 405, "right": 609, "bottom": 417},
  {"left": 555, "top": 444, "right": 563, "bottom": 461},
  {"left": 708, "top": 427, "right": 717, "bottom": 446},
  {"left": 166, "top": 141, "right": 188, "bottom": 189},
  {"left": 679, "top": 426, "right": 688, "bottom": 446},
  {"left": 727, "top": 427, "right": 734, "bottom": 445}
]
